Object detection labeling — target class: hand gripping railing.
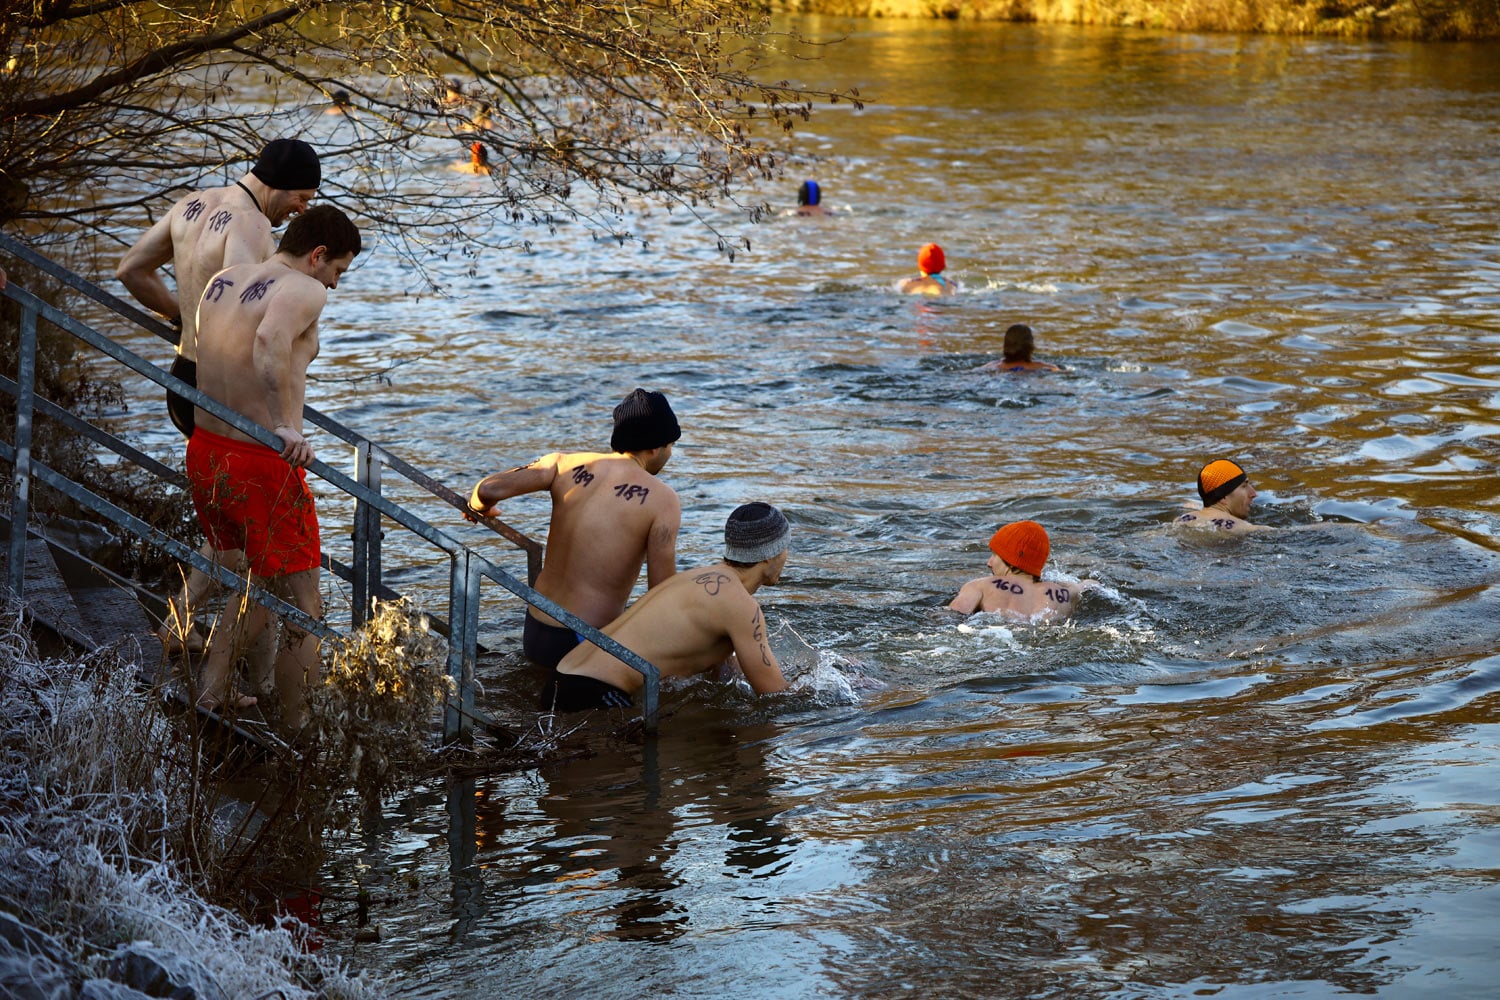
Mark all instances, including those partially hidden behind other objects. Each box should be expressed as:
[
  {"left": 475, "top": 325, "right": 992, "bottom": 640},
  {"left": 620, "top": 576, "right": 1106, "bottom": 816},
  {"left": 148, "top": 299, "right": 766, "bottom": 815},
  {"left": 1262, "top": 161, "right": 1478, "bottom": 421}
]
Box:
[{"left": 2, "top": 236, "right": 660, "bottom": 734}]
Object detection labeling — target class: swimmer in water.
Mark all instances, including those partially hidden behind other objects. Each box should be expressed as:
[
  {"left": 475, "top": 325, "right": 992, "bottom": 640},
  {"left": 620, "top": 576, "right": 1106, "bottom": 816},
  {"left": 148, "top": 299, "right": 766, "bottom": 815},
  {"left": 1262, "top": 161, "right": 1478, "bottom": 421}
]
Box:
[
  {"left": 542, "top": 503, "right": 792, "bottom": 713},
  {"left": 795, "top": 179, "right": 831, "bottom": 217},
  {"left": 980, "top": 324, "right": 1062, "bottom": 373},
  {"left": 462, "top": 101, "right": 495, "bottom": 131},
  {"left": 898, "top": 242, "right": 956, "bottom": 296},
  {"left": 325, "top": 89, "right": 352, "bottom": 115},
  {"left": 949, "top": 520, "right": 1096, "bottom": 622},
  {"left": 1176, "top": 459, "right": 1267, "bottom": 532},
  {"left": 453, "top": 141, "right": 490, "bottom": 174}
]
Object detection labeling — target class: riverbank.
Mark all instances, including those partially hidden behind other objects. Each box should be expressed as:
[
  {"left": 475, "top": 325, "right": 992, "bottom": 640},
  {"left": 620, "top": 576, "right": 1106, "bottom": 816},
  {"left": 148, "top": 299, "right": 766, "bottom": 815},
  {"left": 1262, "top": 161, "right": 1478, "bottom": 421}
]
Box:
[
  {"left": 0, "top": 606, "right": 382, "bottom": 998},
  {"left": 770, "top": 0, "right": 1500, "bottom": 40}
]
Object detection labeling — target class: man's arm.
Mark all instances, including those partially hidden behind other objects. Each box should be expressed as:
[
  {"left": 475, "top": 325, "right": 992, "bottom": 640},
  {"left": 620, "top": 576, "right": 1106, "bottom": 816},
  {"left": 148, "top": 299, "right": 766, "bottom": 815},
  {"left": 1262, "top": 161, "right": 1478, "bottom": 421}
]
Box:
[
  {"left": 727, "top": 598, "right": 787, "bottom": 694},
  {"left": 644, "top": 491, "right": 681, "bottom": 588},
  {"left": 116, "top": 214, "right": 181, "bottom": 321},
  {"left": 948, "top": 579, "right": 984, "bottom": 615},
  {"left": 469, "top": 453, "right": 563, "bottom": 515},
  {"left": 254, "top": 281, "right": 326, "bottom": 467}
]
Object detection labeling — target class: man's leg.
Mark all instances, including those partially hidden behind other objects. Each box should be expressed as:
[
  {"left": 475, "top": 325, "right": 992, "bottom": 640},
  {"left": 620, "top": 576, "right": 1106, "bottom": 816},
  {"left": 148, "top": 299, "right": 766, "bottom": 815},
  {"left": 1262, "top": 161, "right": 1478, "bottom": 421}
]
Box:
[
  {"left": 194, "top": 587, "right": 265, "bottom": 711},
  {"left": 272, "top": 567, "right": 323, "bottom": 731},
  {"left": 158, "top": 543, "right": 248, "bottom": 655}
]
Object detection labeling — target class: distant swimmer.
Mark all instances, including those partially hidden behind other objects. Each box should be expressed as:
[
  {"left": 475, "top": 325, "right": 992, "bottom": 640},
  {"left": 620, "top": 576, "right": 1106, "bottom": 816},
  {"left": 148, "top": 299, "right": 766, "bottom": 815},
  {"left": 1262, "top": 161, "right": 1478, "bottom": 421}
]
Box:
[
  {"left": 980, "top": 324, "right": 1062, "bottom": 373},
  {"left": 543, "top": 503, "right": 792, "bottom": 712},
  {"left": 949, "top": 520, "right": 1096, "bottom": 622},
  {"left": 1176, "top": 459, "right": 1266, "bottom": 532},
  {"left": 467, "top": 388, "right": 682, "bottom": 669},
  {"left": 463, "top": 101, "right": 495, "bottom": 132},
  {"left": 796, "top": 179, "right": 832, "bottom": 217},
  {"left": 897, "top": 242, "right": 956, "bottom": 296},
  {"left": 325, "top": 89, "right": 352, "bottom": 115},
  {"left": 453, "top": 141, "right": 491, "bottom": 174}
]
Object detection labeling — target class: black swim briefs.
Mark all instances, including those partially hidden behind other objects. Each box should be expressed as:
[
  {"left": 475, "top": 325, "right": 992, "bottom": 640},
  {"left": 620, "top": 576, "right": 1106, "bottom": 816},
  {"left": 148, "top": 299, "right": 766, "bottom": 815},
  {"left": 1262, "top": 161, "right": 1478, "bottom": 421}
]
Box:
[
  {"left": 523, "top": 613, "right": 582, "bottom": 669},
  {"left": 167, "top": 355, "right": 197, "bottom": 439},
  {"left": 538, "top": 672, "right": 634, "bottom": 712}
]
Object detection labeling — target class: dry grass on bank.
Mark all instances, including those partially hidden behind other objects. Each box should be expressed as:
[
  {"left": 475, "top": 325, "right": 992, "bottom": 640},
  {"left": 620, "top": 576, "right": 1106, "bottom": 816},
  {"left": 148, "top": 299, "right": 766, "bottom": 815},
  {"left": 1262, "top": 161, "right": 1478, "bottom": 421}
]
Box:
[{"left": 0, "top": 603, "right": 385, "bottom": 998}]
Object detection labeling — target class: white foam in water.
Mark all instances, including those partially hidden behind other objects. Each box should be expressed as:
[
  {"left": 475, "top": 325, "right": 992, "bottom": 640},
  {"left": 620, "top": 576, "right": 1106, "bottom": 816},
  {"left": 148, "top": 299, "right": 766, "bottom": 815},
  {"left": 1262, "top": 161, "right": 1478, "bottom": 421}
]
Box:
[{"left": 768, "top": 618, "right": 884, "bottom": 705}]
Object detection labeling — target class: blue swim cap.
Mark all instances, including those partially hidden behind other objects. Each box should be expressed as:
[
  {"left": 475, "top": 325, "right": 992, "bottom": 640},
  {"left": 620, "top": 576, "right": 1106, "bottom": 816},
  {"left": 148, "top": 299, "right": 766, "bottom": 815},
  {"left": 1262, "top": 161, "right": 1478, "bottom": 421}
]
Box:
[{"left": 798, "top": 180, "right": 821, "bottom": 207}]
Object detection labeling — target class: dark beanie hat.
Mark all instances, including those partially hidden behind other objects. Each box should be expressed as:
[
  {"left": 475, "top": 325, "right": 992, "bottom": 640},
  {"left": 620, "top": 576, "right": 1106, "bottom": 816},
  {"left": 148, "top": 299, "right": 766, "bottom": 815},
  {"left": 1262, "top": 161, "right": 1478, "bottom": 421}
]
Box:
[
  {"left": 610, "top": 389, "right": 681, "bottom": 453},
  {"left": 724, "top": 503, "right": 790, "bottom": 563},
  {"left": 251, "top": 138, "right": 322, "bottom": 191}
]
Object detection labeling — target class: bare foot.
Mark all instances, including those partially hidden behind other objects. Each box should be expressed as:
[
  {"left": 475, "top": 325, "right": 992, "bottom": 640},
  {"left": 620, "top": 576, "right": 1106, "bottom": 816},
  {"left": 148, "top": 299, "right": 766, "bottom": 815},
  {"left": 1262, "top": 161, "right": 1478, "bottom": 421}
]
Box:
[
  {"left": 195, "top": 690, "right": 258, "bottom": 713},
  {"left": 157, "top": 626, "right": 205, "bottom": 658}
]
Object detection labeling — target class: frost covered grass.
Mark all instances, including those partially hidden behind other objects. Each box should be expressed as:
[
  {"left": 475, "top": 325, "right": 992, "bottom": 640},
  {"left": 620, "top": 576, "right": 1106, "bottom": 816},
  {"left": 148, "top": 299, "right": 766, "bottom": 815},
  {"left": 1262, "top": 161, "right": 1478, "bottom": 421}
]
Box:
[{"left": 0, "top": 600, "right": 396, "bottom": 998}]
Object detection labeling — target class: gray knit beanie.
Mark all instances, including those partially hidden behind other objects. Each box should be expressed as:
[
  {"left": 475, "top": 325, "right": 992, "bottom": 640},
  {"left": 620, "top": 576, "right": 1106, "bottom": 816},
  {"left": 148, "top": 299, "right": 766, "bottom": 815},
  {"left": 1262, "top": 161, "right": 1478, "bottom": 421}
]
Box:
[{"left": 724, "top": 503, "right": 790, "bottom": 563}]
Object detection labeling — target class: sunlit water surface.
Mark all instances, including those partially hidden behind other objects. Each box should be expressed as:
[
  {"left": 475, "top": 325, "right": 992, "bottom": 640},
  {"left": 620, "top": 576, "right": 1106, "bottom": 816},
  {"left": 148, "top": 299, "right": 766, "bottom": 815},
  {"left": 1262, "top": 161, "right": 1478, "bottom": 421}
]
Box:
[{"left": 93, "top": 16, "right": 1500, "bottom": 999}]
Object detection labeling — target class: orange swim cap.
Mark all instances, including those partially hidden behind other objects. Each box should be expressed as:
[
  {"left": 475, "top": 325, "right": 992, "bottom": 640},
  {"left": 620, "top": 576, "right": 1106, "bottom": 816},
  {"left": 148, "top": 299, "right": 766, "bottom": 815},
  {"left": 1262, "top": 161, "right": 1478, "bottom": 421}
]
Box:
[
  {"left": 917, "top": 243, "right": 946, "bottom": 275},
  {"left": 1197, "top": 459, "right": 1247, "bottom": 505},
  {"left": 989, "top": 520, "right": 1049, "bottom": 578}
]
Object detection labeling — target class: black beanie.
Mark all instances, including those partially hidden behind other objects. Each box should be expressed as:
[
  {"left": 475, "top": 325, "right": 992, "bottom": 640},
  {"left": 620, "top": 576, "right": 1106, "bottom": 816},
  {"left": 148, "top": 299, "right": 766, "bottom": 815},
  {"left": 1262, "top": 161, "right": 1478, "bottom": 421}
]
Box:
[
  {"left": 611, "top": 389, "right": 681, "bottom": 453},
  {"left": 251, "top": 138, "right": 322, "bottom": 191},
  {"left": 724, "top": 503, "right": 790, "bottom": 563}
]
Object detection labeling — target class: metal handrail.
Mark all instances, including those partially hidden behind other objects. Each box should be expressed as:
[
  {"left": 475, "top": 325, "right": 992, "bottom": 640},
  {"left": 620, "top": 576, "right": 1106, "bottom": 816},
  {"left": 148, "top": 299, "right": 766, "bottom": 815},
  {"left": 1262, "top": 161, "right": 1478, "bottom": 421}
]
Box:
[{"left": 1, "top": 238, "right": 661, "bottom": 733}]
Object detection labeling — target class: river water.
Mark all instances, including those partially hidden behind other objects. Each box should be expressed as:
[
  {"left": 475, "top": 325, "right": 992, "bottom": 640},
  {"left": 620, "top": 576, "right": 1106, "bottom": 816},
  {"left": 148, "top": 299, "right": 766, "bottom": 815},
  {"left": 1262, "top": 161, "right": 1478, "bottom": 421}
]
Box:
[{"left": 93, "top": 14, "right": 1500, "bottom": 999}]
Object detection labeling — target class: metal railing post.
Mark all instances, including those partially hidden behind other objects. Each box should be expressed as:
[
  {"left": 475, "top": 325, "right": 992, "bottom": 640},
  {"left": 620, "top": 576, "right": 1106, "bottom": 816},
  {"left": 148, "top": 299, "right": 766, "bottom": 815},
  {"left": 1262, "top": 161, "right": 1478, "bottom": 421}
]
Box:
[
  {"left": 445, "top": 548, "right": 480, "bottom": 742},
  {"left": 5, "top": 303, "right": 38, "bottom": 598},
  {"left": 351, "top": 439, "right": 383, "bottom": 628}
]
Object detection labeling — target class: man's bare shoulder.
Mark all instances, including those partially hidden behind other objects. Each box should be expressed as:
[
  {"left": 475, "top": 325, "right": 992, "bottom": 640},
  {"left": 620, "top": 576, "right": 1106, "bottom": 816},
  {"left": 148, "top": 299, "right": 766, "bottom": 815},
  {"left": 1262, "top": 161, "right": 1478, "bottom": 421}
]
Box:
[
  {"left": 557, "top": 450, "right": 618, "bottom": 468},
  {"left": 1174, "top": 509, "right": 1257, "bottom": 533}
]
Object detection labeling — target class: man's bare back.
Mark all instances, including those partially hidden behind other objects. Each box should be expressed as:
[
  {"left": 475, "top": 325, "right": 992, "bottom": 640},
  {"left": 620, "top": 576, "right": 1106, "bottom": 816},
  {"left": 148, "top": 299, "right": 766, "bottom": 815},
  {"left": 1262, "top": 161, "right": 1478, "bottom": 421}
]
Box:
[
  {"left": 558, "top": 560, "right": 787, "bottom": 695},
  {"left": 512, "top": 450, "right": 681, "bottom": 628},
  {"left": 547, "top": 502, "right": 794, "bottom": 712},
  {"left": 116, "top": 139, "right": 320, "bottom": 361},
  {"left": 194, "top": 211, "right": 354, "bottom": 465},
  {"left": 948, "top": 520, "right": 1095, "bottom": 623},
  {"left": 468, "top": 389, "right": 683, "bottom": 667}
]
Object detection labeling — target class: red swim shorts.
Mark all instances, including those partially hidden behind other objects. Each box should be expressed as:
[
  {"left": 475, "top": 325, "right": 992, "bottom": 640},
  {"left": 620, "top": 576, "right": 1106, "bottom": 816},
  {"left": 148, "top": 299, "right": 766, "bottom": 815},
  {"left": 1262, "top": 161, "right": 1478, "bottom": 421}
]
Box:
[{"left": 185, "top": 427, "right": 321, "bottom": 577}]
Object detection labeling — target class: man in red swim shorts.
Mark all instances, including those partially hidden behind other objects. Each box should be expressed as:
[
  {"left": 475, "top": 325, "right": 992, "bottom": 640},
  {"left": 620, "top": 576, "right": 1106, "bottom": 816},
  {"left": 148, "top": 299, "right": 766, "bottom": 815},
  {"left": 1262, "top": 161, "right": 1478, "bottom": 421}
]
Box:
[{"left": 186, "top": 204, "right": 361, "bottom": 728}]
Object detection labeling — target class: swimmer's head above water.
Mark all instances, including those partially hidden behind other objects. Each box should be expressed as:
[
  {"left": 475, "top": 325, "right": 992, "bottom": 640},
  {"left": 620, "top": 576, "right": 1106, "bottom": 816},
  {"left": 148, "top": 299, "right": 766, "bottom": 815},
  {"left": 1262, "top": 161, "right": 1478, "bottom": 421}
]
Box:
[
  {"left": 918, "top": 242, "right": 946, "bottom": 277},
  {"left": 989, "top": 520, "right": 1049, "bottom": 581},
  {"left": 1195, "top": 458, "right": 1258, "bottom": 522},
  {"left": 798, "top": 180, "right": 821, "bottom": 207}
]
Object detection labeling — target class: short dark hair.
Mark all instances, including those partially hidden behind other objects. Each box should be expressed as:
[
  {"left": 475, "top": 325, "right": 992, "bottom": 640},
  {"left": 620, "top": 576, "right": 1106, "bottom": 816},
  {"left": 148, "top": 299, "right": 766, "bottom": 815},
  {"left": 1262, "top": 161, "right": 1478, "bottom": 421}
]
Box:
[
  {"left": 1002, "top": 323, "right": 1034, "bottom": 363},
  {"left": 279, "top": 204, "right": 362, "bottom": 260}
]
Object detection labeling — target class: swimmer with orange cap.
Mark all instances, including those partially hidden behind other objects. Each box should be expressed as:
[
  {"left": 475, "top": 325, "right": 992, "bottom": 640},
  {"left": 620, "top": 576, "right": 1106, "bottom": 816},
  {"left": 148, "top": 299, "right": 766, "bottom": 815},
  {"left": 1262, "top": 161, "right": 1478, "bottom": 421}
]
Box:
[
  {"left": 898, "top": 243, "right": 957, "bottom": 296},
  {"left": 949, "top": 520, "right": 1096, "bottom": 621},
  {"left": 451, "top": 141, "right": 491, "bottom": 174},
  {"left": 1176, "top": 459, "right": 1265, "bottom": 532}
]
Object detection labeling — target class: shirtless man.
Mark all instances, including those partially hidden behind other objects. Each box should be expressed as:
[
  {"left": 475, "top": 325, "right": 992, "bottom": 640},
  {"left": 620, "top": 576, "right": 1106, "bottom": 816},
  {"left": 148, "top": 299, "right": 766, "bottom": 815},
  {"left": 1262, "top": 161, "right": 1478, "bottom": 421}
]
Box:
[
  {"left": 1176, "top": 459, "right": 1265, "bottom": 533},
  {"left": 897, "top": 242, "right": 957, "bottom": 297},
  {"left": 467, "top": 388, "right": 682, "bottom": 668},
  {"left": 949, "top": 520, "right": 1095, "bottom": 622},
  {"left": 980, "top": 324, "right": 1062, "bottom": 373},
  {"left": 544, "top": 502, "right": 792, "bottom": 712},
  {"left": 116, "top": 138, "right": 321, "bottom": 649},
  {"left": 185, "top": 204, "right": 361, "bottom": 725}
]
